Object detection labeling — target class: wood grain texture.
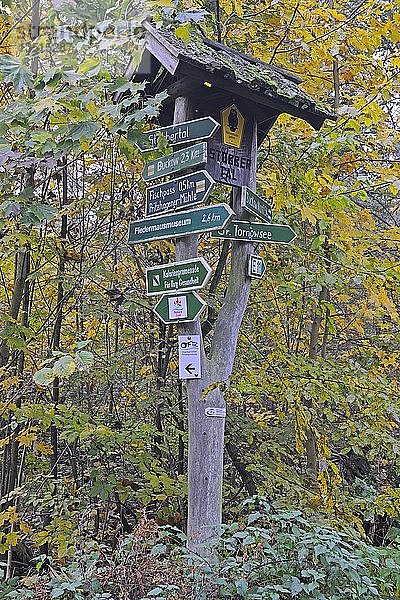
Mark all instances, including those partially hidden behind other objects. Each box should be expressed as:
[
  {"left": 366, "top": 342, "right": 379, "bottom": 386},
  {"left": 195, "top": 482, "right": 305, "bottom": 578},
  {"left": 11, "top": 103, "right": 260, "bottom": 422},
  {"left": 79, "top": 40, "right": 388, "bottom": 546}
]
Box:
[
  {"left": 173, "top": 98, "right": 257, "bottom": 554},
  {"left": 210, "top": 115, "right": 257, "bottom": 379}
]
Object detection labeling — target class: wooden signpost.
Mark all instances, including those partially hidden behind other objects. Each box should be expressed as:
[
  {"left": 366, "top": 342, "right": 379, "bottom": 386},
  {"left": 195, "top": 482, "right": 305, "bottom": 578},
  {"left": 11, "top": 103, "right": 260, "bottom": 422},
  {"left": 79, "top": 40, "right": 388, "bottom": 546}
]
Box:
[
  {"left": 128, "top": 103, "right": 293, "bottom": 555},
  {"left": 128, "top": 19, "right": 334, "bottom": 559}
]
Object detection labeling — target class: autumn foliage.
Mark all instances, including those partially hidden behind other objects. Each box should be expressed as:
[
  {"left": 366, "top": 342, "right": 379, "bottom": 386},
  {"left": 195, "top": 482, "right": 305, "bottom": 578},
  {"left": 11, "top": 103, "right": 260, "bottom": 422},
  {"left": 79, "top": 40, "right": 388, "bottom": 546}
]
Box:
[{"left": 0, "top": 0, "right": 399, "bottom": 595}]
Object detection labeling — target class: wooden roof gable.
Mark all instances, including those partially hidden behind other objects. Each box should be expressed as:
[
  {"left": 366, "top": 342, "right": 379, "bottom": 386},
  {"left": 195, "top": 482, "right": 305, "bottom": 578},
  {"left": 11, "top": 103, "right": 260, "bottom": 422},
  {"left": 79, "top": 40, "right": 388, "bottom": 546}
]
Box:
[{"left": 138, "top": 22, "right": 335, "bottom": 131}]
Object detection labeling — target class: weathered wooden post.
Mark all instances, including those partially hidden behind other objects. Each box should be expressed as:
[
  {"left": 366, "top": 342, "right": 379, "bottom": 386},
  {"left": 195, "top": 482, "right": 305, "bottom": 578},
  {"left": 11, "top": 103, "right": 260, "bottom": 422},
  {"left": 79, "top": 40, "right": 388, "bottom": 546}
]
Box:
[
  {"left": 171, "top": 95, "right": 220, "bottom": 548},
  {"left": 127, "top": 22, "right": 334, "bottom": 554}
]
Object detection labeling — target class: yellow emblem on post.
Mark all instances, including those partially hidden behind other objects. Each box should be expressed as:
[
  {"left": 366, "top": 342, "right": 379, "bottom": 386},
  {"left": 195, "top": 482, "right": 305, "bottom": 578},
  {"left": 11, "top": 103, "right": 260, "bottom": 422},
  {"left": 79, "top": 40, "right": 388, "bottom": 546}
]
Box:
[{"left": 221, "top": 104, "right": 244, "bottom": 148}]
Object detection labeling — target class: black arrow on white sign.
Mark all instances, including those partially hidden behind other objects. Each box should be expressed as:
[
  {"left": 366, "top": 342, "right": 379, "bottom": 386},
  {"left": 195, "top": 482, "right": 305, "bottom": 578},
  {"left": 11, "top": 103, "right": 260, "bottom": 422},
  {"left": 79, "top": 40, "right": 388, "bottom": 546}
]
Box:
[{"left": 185, "top": 363, "right": 198, "bottom": 376}]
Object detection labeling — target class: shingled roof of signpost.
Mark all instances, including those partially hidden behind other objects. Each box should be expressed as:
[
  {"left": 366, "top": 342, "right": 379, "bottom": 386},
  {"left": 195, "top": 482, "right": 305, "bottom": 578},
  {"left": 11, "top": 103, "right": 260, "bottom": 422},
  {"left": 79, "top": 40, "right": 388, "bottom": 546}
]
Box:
[{"left": 132, "top": 21, "right": 335, "bottom": 131}]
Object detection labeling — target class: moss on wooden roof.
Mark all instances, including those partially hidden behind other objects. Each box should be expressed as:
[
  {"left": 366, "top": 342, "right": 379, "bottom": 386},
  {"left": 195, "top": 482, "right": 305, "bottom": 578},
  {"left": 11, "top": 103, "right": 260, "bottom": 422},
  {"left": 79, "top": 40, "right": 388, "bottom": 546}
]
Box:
[{"left": 157, "top": 27, "right": 334, "bottom": 124}]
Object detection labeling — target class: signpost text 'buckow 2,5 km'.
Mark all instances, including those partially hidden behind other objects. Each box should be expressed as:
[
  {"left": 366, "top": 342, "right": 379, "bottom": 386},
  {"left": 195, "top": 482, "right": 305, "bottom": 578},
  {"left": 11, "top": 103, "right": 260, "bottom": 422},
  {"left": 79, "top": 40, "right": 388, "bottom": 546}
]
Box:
[
  {"left": 135, "top": 117, "right": 220, "bottom": 152},
  {"left": 146, "top": 257, "right": 212, "bottom": 296},
  {"left": 128, "top": 204, "right": 234, "bottom": 244},
  {"left": 212, "top": 220, "right": 296, "bottom": 244},
  {"left": 141, "top": 142, "right": 207, "bottom": 182},
  {"left": 145, "top": 170, "right": 214, "bottom": 217}
]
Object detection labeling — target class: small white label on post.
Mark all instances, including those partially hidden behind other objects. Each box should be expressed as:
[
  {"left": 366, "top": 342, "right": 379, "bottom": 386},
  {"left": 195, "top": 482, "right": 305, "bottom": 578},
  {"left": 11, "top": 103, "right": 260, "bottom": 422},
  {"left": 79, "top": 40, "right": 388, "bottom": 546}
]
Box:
[
  {"left": 168, "top": 295, "right": 188, "bottom": 320},
  {"left": 178, "top": 335, "right": 201, "bottom": 379},
  {"left": 248, "top": 254, "right": 265, "bottom": 279},
  {"left": 205, "top": 407, "right": 226, "bottom": 418}
]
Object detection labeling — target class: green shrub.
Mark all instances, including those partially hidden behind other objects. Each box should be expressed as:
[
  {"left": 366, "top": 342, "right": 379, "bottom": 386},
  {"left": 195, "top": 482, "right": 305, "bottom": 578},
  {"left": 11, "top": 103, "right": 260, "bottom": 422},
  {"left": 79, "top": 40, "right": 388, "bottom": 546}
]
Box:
[
  {"left": 2, "top": 499, "right": 400, "bottom": 599},
  {"left": 146, "top": 498, "right": 400, "bottom": 599}
]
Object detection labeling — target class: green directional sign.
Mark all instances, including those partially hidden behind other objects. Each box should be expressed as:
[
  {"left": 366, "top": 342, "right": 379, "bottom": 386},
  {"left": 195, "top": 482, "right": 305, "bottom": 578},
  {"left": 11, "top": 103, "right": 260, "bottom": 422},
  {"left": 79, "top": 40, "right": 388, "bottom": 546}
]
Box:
[
  {"left": 153, "top": 292, "right": 207, "bottom": 324},
  {"left": 211, "top": 220, "right": 296, "bottom": 244},
  {"left": 241, "top": 187, "right": 272, "bottom": 222},
  {"left": 136, "top": 117, "right": 219, "bottom": 152},
  {"left": 142, "top": 142, "right": 207, "bottom": 181},
  {"left": 146, "top": 257, "right": 212, "bottom": 296},
  {"left": 128, "top": 203, "right": 234, "bottom": 244},
  {"left": 146, "top": 170, "right": 214, "bottom": 217}
]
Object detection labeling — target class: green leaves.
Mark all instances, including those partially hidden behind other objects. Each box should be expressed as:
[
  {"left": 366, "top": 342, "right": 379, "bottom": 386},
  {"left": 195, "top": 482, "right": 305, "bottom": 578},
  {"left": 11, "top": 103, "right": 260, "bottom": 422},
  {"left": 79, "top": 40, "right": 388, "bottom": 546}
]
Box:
[
  {"left": 23, "top": 203, "right": 57, "bottom": 224},
  {"left": 0, "top": 55, "right": 33, "bottom": 92},
  {"left": 0, "top": 322, "right": 34, "bottom": 351},
  {"left": 66, "top": 121, "right": 102, "bottom": 142},
  {"left": 139, "top": 502, "right": 400, "bottom": 599},
  {"left": 0, "top": 199, "right": 57, "bottom": 226},
  {"left": 33, "top": 349, "right": 94, "bottom": 387},
  {"left": 75, "top": 350, "right": 94, "bottom": 369},
  {"left": 33, "top": 368, "right": 55, "bottom": 387},
  {"left": 175, "top": 23, "right": 191, "bottom": 44},
  {"left": 235, "top": 578, "right": 248, "bottom": 597},
  {"left": 129, "top": 91, "right": 169, "bottom": 124},
  {"left": 52, "top": 355, "right": 76, "bottom": 378},
  {"left": 0, "top": 200, "right": 20, "bottom": 217}
]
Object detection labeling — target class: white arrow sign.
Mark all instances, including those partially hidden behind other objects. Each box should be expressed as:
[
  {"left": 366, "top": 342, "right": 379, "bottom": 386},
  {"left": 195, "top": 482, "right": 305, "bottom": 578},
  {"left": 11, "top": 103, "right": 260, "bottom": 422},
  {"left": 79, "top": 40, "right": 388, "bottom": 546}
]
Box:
[{"left": 178, "top": 335, "right": 201, "bottom": 379}]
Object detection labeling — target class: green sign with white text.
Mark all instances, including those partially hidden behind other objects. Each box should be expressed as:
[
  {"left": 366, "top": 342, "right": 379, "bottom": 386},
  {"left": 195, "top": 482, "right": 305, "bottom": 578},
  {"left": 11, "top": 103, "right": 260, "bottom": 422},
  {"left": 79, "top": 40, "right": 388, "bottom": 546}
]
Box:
[
  {"left": 128, "top": 204, "right": 234, "bottom": 244},
  {"left": 212, "top": 221, "right": 296, "bottom": 244},
  {"left": 141, "top": 142, "right": 207, "bottom": 181},
  {"left": 135, "top": 117, "right": 219, "bottom": 152},
  {"left": 241, "top": 187, "right": 272, "bottom": 222},
  {"left": 146, "top": 170, "right": 214, "bottom": 217},
  {"left": 146, "top": 257, "right": 212, "bottom": 296}
]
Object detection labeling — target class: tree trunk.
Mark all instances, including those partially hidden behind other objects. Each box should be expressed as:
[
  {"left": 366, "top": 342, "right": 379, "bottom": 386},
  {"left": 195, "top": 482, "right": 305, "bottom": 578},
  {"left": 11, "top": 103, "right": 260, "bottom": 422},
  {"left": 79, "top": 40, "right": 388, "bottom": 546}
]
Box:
[
  {"left": 172, "top": 97, "right": 257, "bottom": 553},
  {"left": 306, "top": 284, "right": 328, "bottom": 477}
]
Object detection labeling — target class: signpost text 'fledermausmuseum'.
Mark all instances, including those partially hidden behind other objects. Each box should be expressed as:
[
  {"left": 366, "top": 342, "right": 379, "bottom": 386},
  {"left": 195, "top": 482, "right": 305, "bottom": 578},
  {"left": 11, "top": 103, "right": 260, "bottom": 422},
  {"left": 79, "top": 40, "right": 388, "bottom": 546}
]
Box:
[{"left": 127, "top": 21, "right": 335, "bottom": 554}]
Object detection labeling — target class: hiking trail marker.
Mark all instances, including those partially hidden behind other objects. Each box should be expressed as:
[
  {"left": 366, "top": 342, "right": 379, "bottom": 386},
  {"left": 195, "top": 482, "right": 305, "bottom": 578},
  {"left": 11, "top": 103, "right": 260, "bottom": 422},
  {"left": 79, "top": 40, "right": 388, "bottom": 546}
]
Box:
[
  {"left": 212, "top": 220, "right": 296, "bottom": 244},
  {"left": 248, "top": 254, "right": 266, "bottom": 279},
  {"left": 146, "top": 257, "right": 212, "bottom": 296},
  {"left": 154, "top": 292, "right": 206, "bottom": 325},
  {"left": 128, "top": 203, "right": 234, "bottom": 244},
  {"left": 145, "top": 170, "right": 214, "bottom": 217},
  {"left": 178, "top": 334, "right": 201, "bottom": 379},
  {"left": 135, "top": 117, "right": 219, "bottom": 152},
  {"left": 141, "top": 142, "right": 207, "bottom": 181},
  {"left": 241, "top": 187, "right": 273, "bottom": 222}
]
